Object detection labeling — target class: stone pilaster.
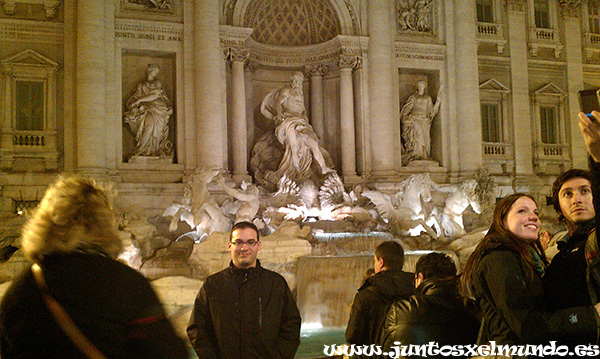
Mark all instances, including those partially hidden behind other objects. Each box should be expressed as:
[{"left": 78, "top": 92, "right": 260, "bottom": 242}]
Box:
[
  {"left": 353, "top": 56, "right": 370, "bottom": 177},
  {"left": 561, "top": 0, "right": 586, "bottom": 168},
  {"left": 76, "top": 1, "right": 107, "bottom": 175},
  {"left": 227, "top": 47, "right": 251, "bottom": 182},
  {"left": 195, "top": 0, "right": 227, "bottom": 169},
  {"left": 506, "top": 2, "right": 534, "bottom": 176},
  {"left": 454, "top": 1, "right": 482, "bottom": 175},
  {"left": 367, "top": 0, "right": 398, "bottom": 176},
  {"left": 339, "top": 56, "right": 358, "bottom": 179},
  {"left": 305, "top": 64, "right": 328, "bottom": 144}
]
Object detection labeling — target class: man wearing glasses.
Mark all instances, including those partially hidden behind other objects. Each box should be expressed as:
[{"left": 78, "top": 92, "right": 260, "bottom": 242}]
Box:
[{"left": 187, "top": 221, "right": 301, "bottom": 358}]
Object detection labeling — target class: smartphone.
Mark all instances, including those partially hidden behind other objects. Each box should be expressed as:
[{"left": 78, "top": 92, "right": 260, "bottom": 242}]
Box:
[{"left": 578, "top": 89, "right": 600, "bottom": 120}]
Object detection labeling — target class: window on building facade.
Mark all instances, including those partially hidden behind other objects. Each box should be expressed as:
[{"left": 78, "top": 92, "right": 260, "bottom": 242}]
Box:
[
  {"left": 15, "top": 80, "right": 44, "bottom": 131},
  {"left": 476, "top": 0, "right": 494, "bottom": 23},
  {"left": 0, "top": 49, "right": 59, "bottom": 171},
  {"left": 540, "top": 106, "right": 558, "bottom": 144},
  {"left": 481, "top": 103, "right": 500, "bottom": 142},
  {"left": 589, "top": 2, "right": 600, "bottom": 34},
  {"left": 534, "top": 0, "right": 550, "bottom": 28}
]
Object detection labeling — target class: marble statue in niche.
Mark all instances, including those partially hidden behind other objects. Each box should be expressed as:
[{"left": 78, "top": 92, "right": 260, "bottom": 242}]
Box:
[
  {"left": 400, "top": 79, "right": 441, "bottom": 165},
  {"left": 251, "top": 71, "right": 334, "bottom": 190},
  {"left": 397, "top": 0, "right": 433, "bottom": 33},
  {"left": 123, "top": 64, "right": 173, "bottom": 159}
]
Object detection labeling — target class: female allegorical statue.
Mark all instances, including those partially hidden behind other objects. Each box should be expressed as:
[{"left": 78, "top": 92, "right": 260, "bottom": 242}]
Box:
[{"left": 124, "top": 64, "right": 173, "bottom": 157}]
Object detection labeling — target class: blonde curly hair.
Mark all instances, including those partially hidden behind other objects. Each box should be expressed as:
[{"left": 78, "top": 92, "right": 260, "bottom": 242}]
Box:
[{"left": 21, "top": 175, "right": 122, "bottom": 262}]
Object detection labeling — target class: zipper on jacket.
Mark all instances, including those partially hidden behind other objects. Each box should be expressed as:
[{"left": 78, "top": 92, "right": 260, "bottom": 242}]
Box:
[{"left": 259, "top": 297, "right": 262, "bottom": 328}]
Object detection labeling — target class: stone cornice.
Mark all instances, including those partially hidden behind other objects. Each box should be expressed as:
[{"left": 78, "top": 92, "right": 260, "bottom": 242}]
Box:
[
  {"left": 246, "top": 36, "right": 342, "bottom": 68},
  {"left": 114, "top": 19, "right": 183, "bottom": 42},
  {"left": 220, "top": 25, "right": 253, "bottom": 48},
  {"left": 395, "top": 42, "right": 445, "bottom": 61},
  {"left": 0, "top": 19, "right": 62, "bottom": 43}
]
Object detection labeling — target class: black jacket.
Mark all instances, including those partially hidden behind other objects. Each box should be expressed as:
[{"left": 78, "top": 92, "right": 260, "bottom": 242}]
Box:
[
  {"left": 472, "top": 242, "right": 598, "bottom": 346},
  {"left": 0, "top": 253, "right": 188, "bottom": 359},
  {"left": 345, "top": 269, "right": 414, "bottom": 346},
  {"left": 380, "top": 278, "right": 479, "bottom": 358},
  {"left": 543, "top": 158, "right": 600, "bottom": 313},
  {"left": 187, "top": 261, "right": 301, "bottom": 359}
]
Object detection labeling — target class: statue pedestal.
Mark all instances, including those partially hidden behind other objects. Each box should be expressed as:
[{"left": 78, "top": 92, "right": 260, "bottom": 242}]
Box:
[
  {"left": 405, "top": 159, "right": 439, "bottom": 168},
  {"left": 128, "top": 155, "right": 173, "bottom": 165}
]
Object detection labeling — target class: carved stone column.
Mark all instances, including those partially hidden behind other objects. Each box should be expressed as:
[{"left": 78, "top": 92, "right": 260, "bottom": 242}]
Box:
[
  {"left": 228, "top": 47, "right": 251, "bottom": 182},
  {"left": 454, "top": 1, "right": 482, "bottom": 174},
  {"left": 367, "top": 0, "right": 397, "bottom": 176},
  {"left": 506, "top": 0, "right": 534, "bottom": 177},
  {"left": 76, "top": 1, "right": 106, "bottom": 175},
  {"left": 305, "top": 64, "right": 328, "bottom": 144},
  {"left": 561, "top": 0, "right": 586, "bottom": 168},
  {"left": 195, "top": 0, "right": 227, "bottom": 169},
  {"left": 339, "top": 56, "right": 358, "bottom": 179}
]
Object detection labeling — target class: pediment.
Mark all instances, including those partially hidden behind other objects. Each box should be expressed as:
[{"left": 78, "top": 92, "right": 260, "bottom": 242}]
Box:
[
  {"left": 533, "top": 82, "right": 566, "bottom": 97},
  {"left": 479, "top": 78, "right": 510, "bottom": 92},
  {"left": 2, "top": 49, "right": 58, "bottom": 67}
]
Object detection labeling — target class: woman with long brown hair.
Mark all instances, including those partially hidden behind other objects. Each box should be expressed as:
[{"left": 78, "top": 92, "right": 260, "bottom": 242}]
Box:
[{"left": 462, "top": 193, "right": 600, "bottom": 346}]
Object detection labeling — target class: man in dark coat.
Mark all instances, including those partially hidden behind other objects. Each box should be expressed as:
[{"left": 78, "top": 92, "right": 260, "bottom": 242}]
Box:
[
  {"left": 541, "top": 110, "right": 600, "bottom": 347},
  {"left": 187, "top": 221, "right": 301, "bottom": 359},
  {"left": 543, "top": 168, "right": 599, "bottom": 314},
  {"left": 380, "top": 252, "right": 479, "bottom": 358},
  {"left": 345, "top": 241, "right": 414, "bottom": 350}
]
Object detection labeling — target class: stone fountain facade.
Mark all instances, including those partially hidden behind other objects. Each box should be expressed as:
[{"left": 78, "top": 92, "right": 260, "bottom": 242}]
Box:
[{"left": 0, "top": 0, "right": 598, "bottom": 351}]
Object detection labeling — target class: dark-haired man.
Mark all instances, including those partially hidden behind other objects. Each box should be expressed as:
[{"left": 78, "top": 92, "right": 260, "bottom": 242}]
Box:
[
  {"left": 187, "top": 221, "right": 301, "bottom": 359},
  {"left": 379, "top": 252, "right": 479, "bottom": 357},
  {"left": 542, "top": 109, "right": 600, "bottom": 346},
  {"left": 346, "top": 241, "right": 414, "bottom": 350},
  {"left": 543, "top": 168, "right": 599, "bottom": 312}
]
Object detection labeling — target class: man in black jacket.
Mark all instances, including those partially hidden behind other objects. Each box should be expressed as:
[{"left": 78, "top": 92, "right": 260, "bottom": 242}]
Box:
[
  {"left": 187, "top": 221, "right": 301, "bottom": 359},
  {"left": 543, "top": 167, "right": 598, "bottom": 313},
  {"left": 345, "top": 241, "right": 414, "bottom": 351},
  {"left": 379, "top": 252, "right": 478, "bottom": 358}
]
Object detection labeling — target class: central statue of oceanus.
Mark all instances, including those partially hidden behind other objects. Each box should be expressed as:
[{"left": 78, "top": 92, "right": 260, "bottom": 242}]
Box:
[{"left": 250, "top": 72, "right": 335, "bottom": 190}]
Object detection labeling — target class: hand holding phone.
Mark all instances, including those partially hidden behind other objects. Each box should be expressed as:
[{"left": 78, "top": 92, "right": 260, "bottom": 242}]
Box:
[{"left": 578, "top": 89, "right": 600, "bottom": 120}]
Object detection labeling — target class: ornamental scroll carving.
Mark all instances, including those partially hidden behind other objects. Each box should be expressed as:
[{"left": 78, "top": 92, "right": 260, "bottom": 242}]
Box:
[
  {"left": 305, "top": 64, "right": 329, "bottom": 77},
  {"left": 338, "top": 55, "right": 360, "bottom": 69},
  {"left": 559, "top": 0, "right": 581, "bottom": 18},
  {"left": 227, "top": 47, "right": 250, "bottom": 62},
  {"left": 504, "top": 0, "right": 526, "bottom": 12}
]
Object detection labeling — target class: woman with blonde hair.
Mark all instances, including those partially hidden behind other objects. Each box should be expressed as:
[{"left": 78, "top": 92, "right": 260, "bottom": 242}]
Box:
[{"left": 0, "top": 175, "right": 188, "bottom": 358}]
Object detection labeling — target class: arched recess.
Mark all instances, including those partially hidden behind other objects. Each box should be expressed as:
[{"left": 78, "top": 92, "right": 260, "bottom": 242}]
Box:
[{"left": 225, "top": 0, "right": 359, "bottom": 37}]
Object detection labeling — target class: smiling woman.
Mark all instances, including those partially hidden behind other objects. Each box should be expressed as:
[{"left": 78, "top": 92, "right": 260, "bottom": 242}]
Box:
[{"left": 461, "top": 193, "right": 600, "bottom": 347}]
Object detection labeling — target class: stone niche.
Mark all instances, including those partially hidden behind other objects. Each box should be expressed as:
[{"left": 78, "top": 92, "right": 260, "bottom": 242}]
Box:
[
  {"left": 398, "top": 68, "right": 442, "bottom": 166},
  {"left": 121, "top": 50, "right": 176, "bottom": 164}
]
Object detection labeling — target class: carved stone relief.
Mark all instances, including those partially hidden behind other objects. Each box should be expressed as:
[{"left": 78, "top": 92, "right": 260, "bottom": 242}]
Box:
[
  {"left": 396, "top": 0, "right": 435, "bottom": 35},
  {"left": 121, "top": 0, "right": 174, "bottom": 13}
]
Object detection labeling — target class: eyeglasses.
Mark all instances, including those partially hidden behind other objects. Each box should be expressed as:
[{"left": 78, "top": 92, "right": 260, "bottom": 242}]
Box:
[{"left": 231, "top": 240, "right": 259, "bottom": 247}]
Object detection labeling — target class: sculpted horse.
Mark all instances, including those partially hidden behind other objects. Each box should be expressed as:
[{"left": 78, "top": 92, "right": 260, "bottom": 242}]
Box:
[
  {"left": 363, "top": 173, "right": 440, "bottom": 238},
  {"left": 162, "top": 167, "right": 232, "bottom": 240}
]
